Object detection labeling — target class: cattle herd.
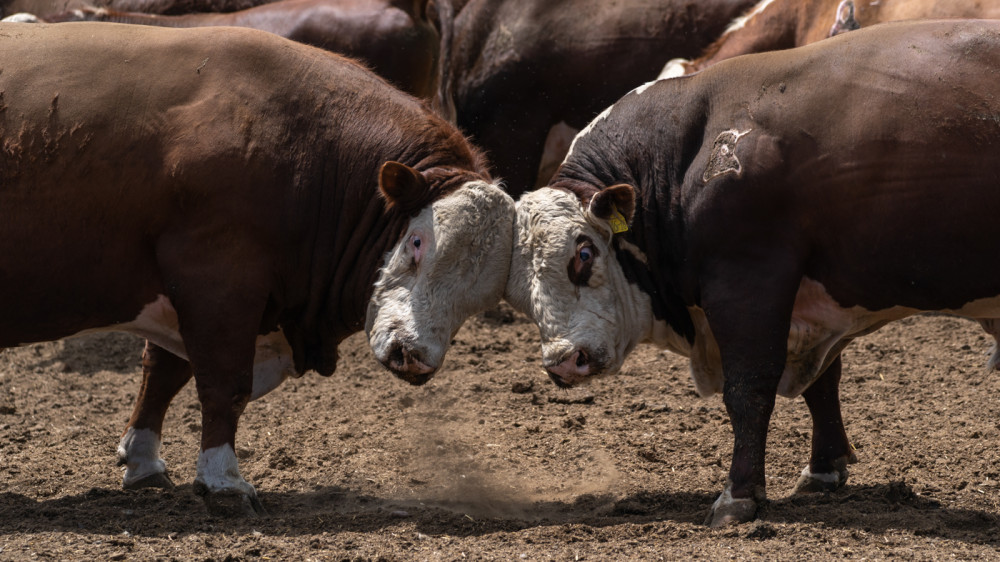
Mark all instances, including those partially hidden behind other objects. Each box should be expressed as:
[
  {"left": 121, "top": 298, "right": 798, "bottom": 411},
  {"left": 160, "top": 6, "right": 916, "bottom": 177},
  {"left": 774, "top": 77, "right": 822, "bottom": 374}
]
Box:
[{"left": 1, "top": 0, "right": 1000, "bottom": 529}]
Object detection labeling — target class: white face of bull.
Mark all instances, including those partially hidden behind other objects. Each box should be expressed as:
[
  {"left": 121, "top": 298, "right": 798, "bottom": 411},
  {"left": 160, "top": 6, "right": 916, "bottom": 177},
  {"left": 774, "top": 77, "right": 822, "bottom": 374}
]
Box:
[
  {"left": 366, "top": 164, "right": 515, "bottom": 385},
  {"left": 504, "top": 186, "right": 656, "bottom": 388}
]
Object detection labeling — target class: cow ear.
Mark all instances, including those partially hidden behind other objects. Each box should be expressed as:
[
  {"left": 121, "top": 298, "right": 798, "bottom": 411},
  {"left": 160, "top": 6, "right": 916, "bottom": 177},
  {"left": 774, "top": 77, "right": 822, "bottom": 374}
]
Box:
[
  {"left": 379, "top": 161, "right": 430, "bottom": 213},
  {"left": 829, "top": 0, "right": 860, "bottom": 37},
  {"left": 587, "top": 184, "right": 635, "bottom": 233}
]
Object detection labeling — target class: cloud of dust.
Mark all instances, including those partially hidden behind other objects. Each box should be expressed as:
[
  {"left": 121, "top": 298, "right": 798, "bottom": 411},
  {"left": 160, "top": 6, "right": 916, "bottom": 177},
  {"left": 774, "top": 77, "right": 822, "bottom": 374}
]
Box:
[{"left": 391, "top": 395, "right": 622, "bottom": 521}]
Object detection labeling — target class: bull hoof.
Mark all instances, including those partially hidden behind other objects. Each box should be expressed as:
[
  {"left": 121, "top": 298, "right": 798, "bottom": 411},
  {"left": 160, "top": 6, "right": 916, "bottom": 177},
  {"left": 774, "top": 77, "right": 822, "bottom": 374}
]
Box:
[
  {"left": 123, "top": 471, "right": 175, "bottom": 490},
  {"left": 194, "top": 481, "right": 266, "bottom": 517},
  {"left": 704, "top": 489, "right": 759, "bottom": 527},
  {"left": 792, "top": 456, "right": 852, "bottom": 494}
]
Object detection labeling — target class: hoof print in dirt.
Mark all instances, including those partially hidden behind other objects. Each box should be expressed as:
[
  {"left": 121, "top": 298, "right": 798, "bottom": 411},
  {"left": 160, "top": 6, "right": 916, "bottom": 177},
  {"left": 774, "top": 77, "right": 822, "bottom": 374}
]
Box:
[
  {"left": 194, "top": 483, "right": 266, "bottom": 517},
  {"left": 123, "top": 472, "right": 175, "bottom": 491}
]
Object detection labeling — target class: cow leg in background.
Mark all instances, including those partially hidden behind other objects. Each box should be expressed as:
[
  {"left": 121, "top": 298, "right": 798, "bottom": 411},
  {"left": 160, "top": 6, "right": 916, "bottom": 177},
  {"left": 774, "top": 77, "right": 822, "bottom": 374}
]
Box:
[
  {"left": 535, "top": 122, "right": 578, "bottom": 188},
  {"left": 700, "top": 267, "right": 799, "bottom": 527},
  {"left": 118, "top": 340, "right": 192, "bottom": 490},
  {"left": 793, "top": 355, "right": 858, "bottom": 494},
  {"left": 977, "top": 318, "right": 1000, "bottom": 370}
]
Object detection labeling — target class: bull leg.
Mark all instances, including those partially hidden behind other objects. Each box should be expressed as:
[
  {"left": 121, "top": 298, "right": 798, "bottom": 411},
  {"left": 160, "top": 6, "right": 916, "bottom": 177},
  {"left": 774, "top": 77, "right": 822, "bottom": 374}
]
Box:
[
  {"left": 181, "top": 312, "right": 264, "bottom": 517},
  {"left": 161, "top": 245, "right": 271, "bottom": 517},
  {"left": 793, "top": 355, "right": 858, "bottom": 493},
  {"left": 118, "top": 340, "right": 192, "bottom": 490},
  {"left": 977, "top": 319, "right": 1000, "bottom": 371},
  {"left": 699, "top": 264, "right": 800, "bottom": 527}
]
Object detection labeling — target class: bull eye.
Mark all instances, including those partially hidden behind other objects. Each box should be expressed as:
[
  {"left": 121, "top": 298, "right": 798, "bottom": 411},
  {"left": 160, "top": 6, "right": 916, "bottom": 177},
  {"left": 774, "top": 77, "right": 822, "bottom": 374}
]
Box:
[
  {"left": 410, "top": 234, "right": 423, "bottom": 266},
  {"left": 568, "top": 237, "right": 597, "bottom": 286}
]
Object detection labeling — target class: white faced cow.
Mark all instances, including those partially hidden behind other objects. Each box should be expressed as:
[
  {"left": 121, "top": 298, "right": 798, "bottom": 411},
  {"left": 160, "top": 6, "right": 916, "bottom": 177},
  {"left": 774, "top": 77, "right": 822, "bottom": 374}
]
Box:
[
  {"left": 0, "top": 22, "right": 513, "bottom": 516},
  {"left": 507, "top": 19, "right": 1000, "bottom": 526}
]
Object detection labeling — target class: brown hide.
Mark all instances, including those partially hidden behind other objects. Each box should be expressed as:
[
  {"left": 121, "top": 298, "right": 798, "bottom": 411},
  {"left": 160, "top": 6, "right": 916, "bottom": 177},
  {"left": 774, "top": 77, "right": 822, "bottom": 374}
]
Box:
[
  {"left": 686, "top": 0, "right": 1000, "bottom": 73},
  {"left": 438, "top": 0, "right": 759, "bottom": 196},
  {"left": 43, "top": 0, "right": 440, "bottom": 99},
  {"left": 1, "top": 0, "right": 276, "bottom": 16}
]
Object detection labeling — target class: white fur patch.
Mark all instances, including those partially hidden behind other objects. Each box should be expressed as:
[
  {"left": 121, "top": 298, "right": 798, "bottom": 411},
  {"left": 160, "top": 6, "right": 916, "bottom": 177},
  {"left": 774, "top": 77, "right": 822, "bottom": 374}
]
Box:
[
  {"left": 195, "top": 443, "right": 254, "bottom": 495},
  {"left": 799, "top": 465, "right": 842, "bottom": 484},
  {"left": 367, "top": 180, "right": 515, "bottom": 375},
  {"left": 506, "top": 188, "right": 656, "bottom": 378},
  {"left": 565, "top": 105, "right": 615, "bottom": 162},
  {"left": 1, "top": 12, "right": 40, "bottom": 22},
  {"left": 658, "top": 58, "right": 691, "bottom": 79},
  {"left": 118, "top": 427, "right": 166, "bottom": 486},
  {"left": 248, "top": 329, "right": 296, "bottom": 400},
  {"left": 725, "top": 0, "right": 777, "bottom": 34}
]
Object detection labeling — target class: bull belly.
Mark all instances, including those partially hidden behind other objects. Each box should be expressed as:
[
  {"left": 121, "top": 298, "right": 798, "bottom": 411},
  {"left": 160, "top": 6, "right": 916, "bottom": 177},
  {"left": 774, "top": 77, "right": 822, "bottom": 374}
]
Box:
[
  {"left": 681, "top": 278, "right": 1000, "bottom": 399},
  {"left": 75, "top": 295, "right": 297, "bottom": 400}
]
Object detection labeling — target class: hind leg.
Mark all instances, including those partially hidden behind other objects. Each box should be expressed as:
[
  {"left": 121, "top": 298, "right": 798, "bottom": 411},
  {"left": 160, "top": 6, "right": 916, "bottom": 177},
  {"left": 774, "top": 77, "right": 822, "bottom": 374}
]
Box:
[
  {"left": 118, "top": 341, "right": 193, "bottom": 489},
  {"left": 977, "top": 319, "right": 1000, "bottom": 371},
  {"left": 793, "top": 355, "right": 858, "bottom": 493}
]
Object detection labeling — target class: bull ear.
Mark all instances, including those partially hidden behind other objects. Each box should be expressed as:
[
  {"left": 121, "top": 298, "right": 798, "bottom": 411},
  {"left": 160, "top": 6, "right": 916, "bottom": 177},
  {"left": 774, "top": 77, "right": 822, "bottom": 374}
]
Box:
[
  {"left": 587, "top": 184, "right": 635, "bottom": 233},
  {"left": 829, "top": 0, "right": 860, "bottom": 37},
  {"left": 379, "top": 161, "right": 430, "bottom": 213}
]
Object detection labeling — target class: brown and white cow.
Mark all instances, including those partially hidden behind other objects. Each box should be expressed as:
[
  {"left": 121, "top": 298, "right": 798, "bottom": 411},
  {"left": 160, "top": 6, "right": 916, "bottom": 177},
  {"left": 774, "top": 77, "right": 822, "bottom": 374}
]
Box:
[
  {"left": 661, "top": 0, "right": 1000, "bottom": 77},
  {"left": 506, "top": 19, "right": 1000, "bottom": 526},
  {"left": 0, "top": 22, "right": 514, "bottom": 516},
  {"left": 34, "top": 0, "right": 441, "bottom": 99},
  {"left": 436, "top": 0, "right": 760, "bottom": 195}
]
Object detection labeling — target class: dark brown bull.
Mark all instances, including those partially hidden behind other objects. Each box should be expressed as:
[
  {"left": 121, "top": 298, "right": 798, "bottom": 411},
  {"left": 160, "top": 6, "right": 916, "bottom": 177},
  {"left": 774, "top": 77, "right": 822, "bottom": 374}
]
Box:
[
  {"left": 41, "top": 0, "right": 440, "bottom": 98},
  {"left": 0, "top": 21, "right": 513, "bottom": 516},
  {"left": 507, "top": 19, "right": 1000, "bottom": 526},
  {"left": 664, "top": 0, "right": 1000, "bottom": 76},
  {"left": 436, "top": 0, "right": 759, "bottom": 196}
]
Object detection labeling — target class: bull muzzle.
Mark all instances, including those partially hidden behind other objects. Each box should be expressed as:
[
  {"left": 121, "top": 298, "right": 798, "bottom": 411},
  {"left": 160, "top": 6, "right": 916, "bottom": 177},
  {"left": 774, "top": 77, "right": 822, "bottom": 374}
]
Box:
[
  {"left": 544, "top": 348, "right": 597, "bottom": 388},
  {"left": 383, "top": 342, "right": 437, "bottom": 386}
]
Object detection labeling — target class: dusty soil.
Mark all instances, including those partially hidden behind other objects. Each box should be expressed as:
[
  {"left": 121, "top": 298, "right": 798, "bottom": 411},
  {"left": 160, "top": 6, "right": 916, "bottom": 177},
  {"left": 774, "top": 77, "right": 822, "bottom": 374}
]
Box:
[{"left": 1, "top": 306, "right": 999, "bottom": 560}]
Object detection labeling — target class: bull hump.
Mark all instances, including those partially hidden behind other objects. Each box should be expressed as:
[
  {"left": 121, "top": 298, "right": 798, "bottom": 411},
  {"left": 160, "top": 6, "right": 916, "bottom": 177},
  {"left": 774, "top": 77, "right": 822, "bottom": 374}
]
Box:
[{"left": 702, "top": 129, "right": 752, "bottom": 182}]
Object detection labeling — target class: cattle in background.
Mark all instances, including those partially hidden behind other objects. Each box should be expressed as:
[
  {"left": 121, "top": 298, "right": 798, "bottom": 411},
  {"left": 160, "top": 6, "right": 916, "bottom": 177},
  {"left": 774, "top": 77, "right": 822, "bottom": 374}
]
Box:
[
  {"left": 39, "top": 0, "right": 440, "bottom": 99},
  {"left": 435, "top": 0, "right": 759, "bottom": 196},
  {"left": 661, "top": 0, "right": 1000, "bottom": 77},
  {"left": 1, "top": 0, "right": 276, "bottom": 17},
  {"left": 0, "top": 22, "right": 514, "bottom": 516},
  {"left": 505, "top": 19, "right": 1000, "bottom": 526}
]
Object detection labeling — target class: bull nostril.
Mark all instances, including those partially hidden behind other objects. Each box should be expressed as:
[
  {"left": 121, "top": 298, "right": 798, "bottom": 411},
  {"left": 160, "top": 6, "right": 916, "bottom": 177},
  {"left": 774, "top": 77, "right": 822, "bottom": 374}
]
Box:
[
  {"left": 387, "top": 344, "right": 404, "bottom": 367},
  {"left": 576, "top": 349, "right": 589, "bottom": 368}
]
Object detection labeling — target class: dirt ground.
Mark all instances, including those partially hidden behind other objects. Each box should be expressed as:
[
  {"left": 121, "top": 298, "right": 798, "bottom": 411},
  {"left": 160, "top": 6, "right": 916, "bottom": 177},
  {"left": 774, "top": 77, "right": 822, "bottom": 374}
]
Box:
[{"left": 1, "top": 305, "right": 999, "bottom": 560}]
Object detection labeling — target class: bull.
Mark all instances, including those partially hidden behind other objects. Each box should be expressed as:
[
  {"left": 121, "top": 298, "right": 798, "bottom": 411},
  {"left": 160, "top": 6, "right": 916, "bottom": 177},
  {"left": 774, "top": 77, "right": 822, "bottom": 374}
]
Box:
[
  {"left": 0, "top": 22, "right": 514, "bottom": 516},
  {"left": 506, "top": 19, "right": 1000, "bottom": 526}
]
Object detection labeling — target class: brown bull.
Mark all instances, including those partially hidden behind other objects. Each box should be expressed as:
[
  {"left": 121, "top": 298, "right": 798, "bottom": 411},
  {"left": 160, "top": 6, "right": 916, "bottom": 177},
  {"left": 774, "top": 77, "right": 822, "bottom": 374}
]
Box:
[
  {"left": 662, "top": 0, "right": 1000, "bottom": 76},
  {"left": 0, "top": 22, "right": 514, "bottom": 516},
  {"left": 38, "top": 0, "right": 440, "bottom": 99}
]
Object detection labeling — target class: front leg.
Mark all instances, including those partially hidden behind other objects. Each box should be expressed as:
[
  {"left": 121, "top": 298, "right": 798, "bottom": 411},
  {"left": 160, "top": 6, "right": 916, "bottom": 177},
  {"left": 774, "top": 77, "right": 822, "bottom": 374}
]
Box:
[
  {"left": 161, "top": 242, "right": 272, "bottom": 517},
  {"left": 698, "top": 261, "right": 800, "bottom": 527},
  {"left": 191, "top": 372, "right": 262, "bottom": 517},
  {"left": 794, "top": 355, "right": 858, "bottom": 493}
]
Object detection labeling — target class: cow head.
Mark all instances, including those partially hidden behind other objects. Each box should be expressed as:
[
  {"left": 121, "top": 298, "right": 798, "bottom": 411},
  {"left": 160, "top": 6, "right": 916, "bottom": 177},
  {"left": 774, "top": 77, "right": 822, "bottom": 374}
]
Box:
[
  {"left": 505, "top": 185, "right": 655, "bottom": 388},
  {"left": 366, "top": 161, "right": 515, "bottom": 385}
]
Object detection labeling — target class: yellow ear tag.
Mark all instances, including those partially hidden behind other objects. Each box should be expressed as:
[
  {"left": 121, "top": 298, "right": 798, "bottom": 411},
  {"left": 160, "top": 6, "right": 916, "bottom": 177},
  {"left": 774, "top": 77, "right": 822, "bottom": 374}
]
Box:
[{"left": 608, "top": 204, "right": 629, "bottom": 234}]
